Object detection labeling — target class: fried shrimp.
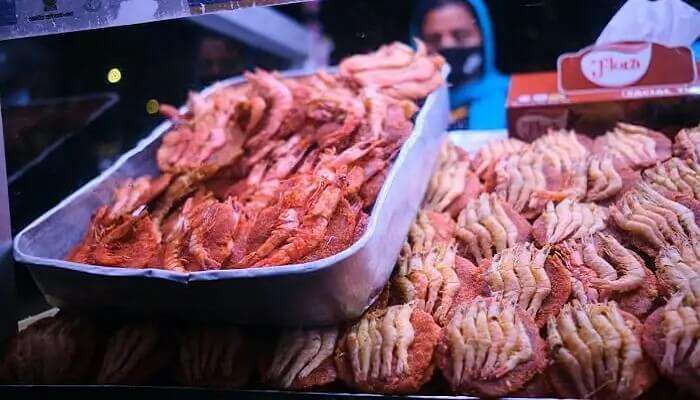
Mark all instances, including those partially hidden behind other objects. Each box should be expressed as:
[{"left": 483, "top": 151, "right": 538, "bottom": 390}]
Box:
[
  {"left": 547, "top": 300, "right": 655, "bottom": 399},
  {"left": 436, "top": 295, "right": 546, "bottom": 397},
  {"left": 335, "top": 303, "right": 441, "bottom": 394}
]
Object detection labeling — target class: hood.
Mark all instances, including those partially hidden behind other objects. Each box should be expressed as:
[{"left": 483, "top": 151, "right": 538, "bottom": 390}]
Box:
[
  {"left": 411, "top": 0, "right": 501, "bottom": 76},
  {"left": 410, "top": 0, "right": 509, "bottom": 106}
]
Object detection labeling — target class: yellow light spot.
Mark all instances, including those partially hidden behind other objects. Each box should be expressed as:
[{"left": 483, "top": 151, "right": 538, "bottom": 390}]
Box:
[
  {"left": 146, "top": 99, "right": 159, "bottom": 114},
  {"left": 107, "top": 68, "right": 122, "bottom": 84}
]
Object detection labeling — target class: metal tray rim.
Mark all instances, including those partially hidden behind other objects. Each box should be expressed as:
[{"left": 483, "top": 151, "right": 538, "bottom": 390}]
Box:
[{"left": 13, "top": 68, "right": 444, "bottom": 283}]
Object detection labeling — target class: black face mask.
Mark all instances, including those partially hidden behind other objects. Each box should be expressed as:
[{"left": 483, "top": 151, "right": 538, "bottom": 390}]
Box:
[{"left": 439, "top": 46, "right": 484, "bottom": 86}]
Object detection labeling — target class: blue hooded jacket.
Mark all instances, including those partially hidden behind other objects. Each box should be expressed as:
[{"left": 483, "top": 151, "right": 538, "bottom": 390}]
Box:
[{"left": 412, "top": 0, "right": 509, "bottom": 130}]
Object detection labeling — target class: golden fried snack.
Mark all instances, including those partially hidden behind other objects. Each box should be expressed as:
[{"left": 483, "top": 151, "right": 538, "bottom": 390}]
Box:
[
  {"left": 0, "top": 315, "right": 102, "bottom": 384},
  {"left": 107, "top": 174, "right": 173, "bottom": 219},
  {"left": 593, "top": 122, "right": 672, "bottom": 170},
  {"left": 585, "top": 154, "right": 640, "bottom": 204},
  {"left": 392, "top": 246, "right": 482, "bottom": 326},
  {"left": 472, "top": 137, "right": 528, "bottom": 184},
  {"left": 532, "top": 199, "right": 608, "bottom": 246},
  {"left": 97, "top": 322, "right": 172, "bottom": 385},
  {"left": 674, "top": 126, "right": 700, "bottom": 163},
  {"left": 556, "top": 234, "right": 658, "bottom": 318},
  {"left": 175, "top": 325, "right": 252, "bottom": 388},
  {"left": 262, "top": 327, "right": 338, "bottom": 390},
  {"left": 609, "top": 182, "right": 700, "bottom": 257},
  {"left": 334, "top": 303, "right": 441, "bottom": 394},
  {"left": 644, "top": 157, "right": 700, "bottom": 201},
  {"left": 655, "top": 240, "right": 700, "bottom": 301},
  {"left": 402, "top": 210, "right": 455, "bottom": 253},
  {"left": 424, "top": 141, "right": 482, "bottom": 217},
  {"left": 643, "top": 293, "right": 700, "bottom": 397},
  {"left": 435, "top": 295, "right": 547, "bottom": 397},
  {"left": 156, "top": 89, "right": 246, "bottom": 173},
  {"left": 67, "top": 206, "right": 163, "bottom": 268},
  {"left": 479, "top": 243, "right": 571, "bottom": 328},
  {"left": 68, "top": 42, "right": 441, "bottom": 272},
  {"left": 546, "top": 300, "right": 657, "bottom": 400},
  {"left": 161, "top": 193, "right": 240, "bottom": 271},
  {"left": 493, "top": 130, "right": 591, "bottom": 219},
  {"left": 455, "top": 193, "right": 532, "bottom": 265},
  {"left": 339, "top": 40, "right": 445, "bottom": 101},
  {"left": 492, "top": 151, "right": 550, "bottom": 220},
  {"left": 391, "top": 210, "right": 482, "bottom": 325},
  {"left": 532, "top": 129, "right": 594, "bottom": 159}
]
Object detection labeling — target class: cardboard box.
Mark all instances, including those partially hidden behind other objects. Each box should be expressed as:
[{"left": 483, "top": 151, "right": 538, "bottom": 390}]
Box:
[{"left": 507, "top": 42, "right": 700, "bottom": 141}]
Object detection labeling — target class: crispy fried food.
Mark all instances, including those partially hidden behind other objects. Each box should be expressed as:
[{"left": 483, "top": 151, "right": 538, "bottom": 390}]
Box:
[
  {"left": 340, "top": 40, "right": 445, "bottom": 101},
  {"left": 67, "top": 206, "right": 162, "bottom": 268},
  {"left": 556, "top": 235, "right": 658, "bottom": 318},
  {"left": 643, "top": 293, "right": 700, "bottom": 397},
  {"left": 335, "top": 303, "right": 441, "bottom": 394},
  {"left": 586, "top": 155, "right": 639, "bottom": 203},
  {"left": 157, "top": 90, "right": 246, "bottom": 173},
  {"left": 644, "top": 157, "right": 700, "bottom": 201},
  {"left": 610, "top": 182, "right": 700, "bottom": 257},
  {"left": 655, "top": 241, "right": 700, "bottom": 302},
  {"left": 424, "top": 140, "right": 482, "bottom": 217},
  {"left": 455, "top": 193, "right": 532, "bottom": 264},
  {"left": 532, "top": 199, "right": 608, "bottom": 246},
  {"left": 435, "top": 295, "right": 547, "bottom": 397},
  {"left": 473, "top": 137, "right": 528, "bottom": 184},
  {"left": 546, "top": 300, "right": 657, "bottom": 400},
  {"left": 108, "top": 174, "right": 173, "bottom": 219},
  {"left": 97, "top": 322, "right": 171, "bottom": 385},
  {"left": 532, "top": 130, "right": 593, "bottom": 172},
  {"left": 308, "top": 86, "right": 366, "bottom": 149},
  {"left": 392, "top": 246, "right": 482, "bottom": 326},
  {"left": 299, "top": 198, "right": 363, "bottom": 263},
  {"left": 69, "top": 42, "right": 442, "bottom": 272},
  {"left": 674, "top": 126, "right": 700, "bottom": 163},
  {"left": 162, "top": 194, "right": 240, "bottom": 271},
  {"left": 494, "top": 130, "right": 590, "bottom": 219},
  {"left": 0, "top": 315, "right": 102, "bottom": 384},
  {"left": 480, "top": 243, "right": 571, "bottom": 327},
  {"left": 390, "top": 210, "right": 481, "bottom": 325},
  {"left": 594, "top": 122, "right": 672, "bottom": 170},
  {"left": 176, "top": 325, "right": 252, "bottom": 388},
  {"left": 530, "top": 130, "right": 592, "bottom": 205},
  {"left": 494, "top": 151, "right": 548, "bottom": 219},
  {"left": 244, "top": 69, "right": 294, "bottom": 149},
  {"left": 263, "top": 327, "right": 338, "bottom": 390}
]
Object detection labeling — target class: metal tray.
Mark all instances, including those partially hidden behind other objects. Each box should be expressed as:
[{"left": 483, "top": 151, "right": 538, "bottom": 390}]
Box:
[{"left": 13, "top": 70, "right": 449, "bottom": 326}]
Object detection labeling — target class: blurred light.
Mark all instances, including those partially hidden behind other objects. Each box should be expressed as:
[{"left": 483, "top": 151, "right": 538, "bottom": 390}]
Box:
[
  {"left": 107, "top": 68, "right": 122, "bottom": 84},
  {"left": 146, "top": 99, "right": 159, "bottom": 114}
]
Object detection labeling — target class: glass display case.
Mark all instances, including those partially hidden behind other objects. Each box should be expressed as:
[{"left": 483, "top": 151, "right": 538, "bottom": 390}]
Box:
[{"left": 1, "top": 1, "right": 700, "bottom": 398}]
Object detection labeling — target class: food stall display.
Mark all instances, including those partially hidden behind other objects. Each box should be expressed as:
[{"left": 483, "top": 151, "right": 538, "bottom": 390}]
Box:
[
  {"left": 11, "top": 42, "right": 449, "bottom": 325},
  {"left": 2, "top": 1, "right": 700, "bottom": 399},
  {"left": 64, "top": 42, "right": 444, "bottom": 272},
  {"left": 5, "top": 122, "right": 700, "bottom": 398}
]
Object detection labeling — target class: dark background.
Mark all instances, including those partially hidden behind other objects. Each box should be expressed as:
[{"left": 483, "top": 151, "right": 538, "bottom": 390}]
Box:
[{"left": 316, "top": 0, "right": 627, "bottom": 71}]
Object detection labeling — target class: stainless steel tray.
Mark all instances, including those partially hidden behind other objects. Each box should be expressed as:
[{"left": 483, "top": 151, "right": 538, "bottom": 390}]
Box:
[{"left": 13, "top": 70, "right": 449, "bottom": 326}]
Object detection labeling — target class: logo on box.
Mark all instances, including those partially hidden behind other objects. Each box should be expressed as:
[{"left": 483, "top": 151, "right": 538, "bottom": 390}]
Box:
[{"left": 581, "top": 43, "right": 651, "bottom": 87}]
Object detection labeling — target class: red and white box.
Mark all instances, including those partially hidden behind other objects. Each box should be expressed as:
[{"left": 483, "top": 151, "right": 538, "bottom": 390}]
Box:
[{"left": 507, "top": 41, "right": 700, "bottom": 141}]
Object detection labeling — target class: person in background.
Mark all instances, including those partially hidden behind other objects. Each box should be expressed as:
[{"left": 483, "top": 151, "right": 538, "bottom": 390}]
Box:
[{"left": 414, "top": 0, "right": 508, "bottom": 130}]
